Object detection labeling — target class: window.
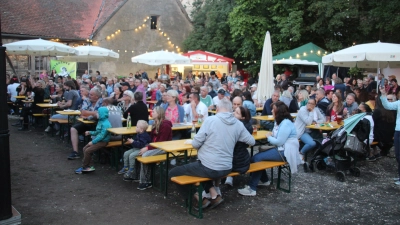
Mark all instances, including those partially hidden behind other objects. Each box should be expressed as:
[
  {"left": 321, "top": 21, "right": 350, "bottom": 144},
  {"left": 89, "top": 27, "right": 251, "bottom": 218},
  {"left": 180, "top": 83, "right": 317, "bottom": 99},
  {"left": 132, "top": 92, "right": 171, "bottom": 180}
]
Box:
[{"left": 151, "top": 16, "right": 158, "bottom": 30}]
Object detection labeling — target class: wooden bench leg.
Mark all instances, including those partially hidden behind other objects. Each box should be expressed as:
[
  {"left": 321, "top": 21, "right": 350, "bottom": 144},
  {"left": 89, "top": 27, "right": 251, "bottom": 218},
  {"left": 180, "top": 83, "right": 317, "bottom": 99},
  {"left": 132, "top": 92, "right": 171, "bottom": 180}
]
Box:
[
  {"left": 188, "top": 183, "right": 204, "bottom": 219},
  {"left": 277, "top": 165, "right": 291, "bottom": 193}
]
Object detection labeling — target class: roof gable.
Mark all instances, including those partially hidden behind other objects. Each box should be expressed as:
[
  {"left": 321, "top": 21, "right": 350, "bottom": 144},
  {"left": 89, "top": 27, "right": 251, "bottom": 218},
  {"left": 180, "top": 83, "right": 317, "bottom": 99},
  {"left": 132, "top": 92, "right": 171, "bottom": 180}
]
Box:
[{"left": 1, "top": 0, "right": 126, "bottom": 40}]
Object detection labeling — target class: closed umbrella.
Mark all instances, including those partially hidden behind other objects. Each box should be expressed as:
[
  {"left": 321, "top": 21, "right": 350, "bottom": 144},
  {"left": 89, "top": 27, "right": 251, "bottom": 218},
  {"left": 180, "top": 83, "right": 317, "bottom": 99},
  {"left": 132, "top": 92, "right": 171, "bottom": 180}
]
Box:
[
  {"left": 257, "top": 31, "right": 274, "bottom": 103},
  {"left": 343, "top": 113, "right": 366, "bottom": 134},
  {"left": 131, "top": 50, "right": 191, "bottom": 66}
]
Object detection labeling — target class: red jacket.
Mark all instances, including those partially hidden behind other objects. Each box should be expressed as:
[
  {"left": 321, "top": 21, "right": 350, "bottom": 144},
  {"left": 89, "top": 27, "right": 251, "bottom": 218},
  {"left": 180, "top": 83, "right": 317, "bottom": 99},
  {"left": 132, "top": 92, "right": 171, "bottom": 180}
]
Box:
[{"left": 148, "top": 120, "right": 172, "bottom": 150}]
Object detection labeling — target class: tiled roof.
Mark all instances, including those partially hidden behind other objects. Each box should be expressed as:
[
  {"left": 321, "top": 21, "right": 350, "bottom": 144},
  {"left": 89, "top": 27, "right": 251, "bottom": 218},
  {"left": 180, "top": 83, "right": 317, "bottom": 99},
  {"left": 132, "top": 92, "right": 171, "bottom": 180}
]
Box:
[{"left": 1, "top": 0, "right": 126, "bottom": 40}]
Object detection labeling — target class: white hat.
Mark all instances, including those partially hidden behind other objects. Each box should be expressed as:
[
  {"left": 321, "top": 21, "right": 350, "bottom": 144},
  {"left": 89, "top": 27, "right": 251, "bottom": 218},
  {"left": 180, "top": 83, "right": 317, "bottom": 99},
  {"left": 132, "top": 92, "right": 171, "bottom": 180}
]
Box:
[{"left": 250, "top": 83, "right": 257, "bottom": 88}]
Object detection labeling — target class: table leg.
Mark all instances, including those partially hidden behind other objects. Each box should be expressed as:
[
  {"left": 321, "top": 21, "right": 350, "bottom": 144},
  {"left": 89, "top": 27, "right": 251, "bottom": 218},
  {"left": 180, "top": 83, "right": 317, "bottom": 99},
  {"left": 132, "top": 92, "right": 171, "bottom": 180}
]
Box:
[
  {"left": 251, "top": 146, "right": 254, "bottom": 157},
  {"left": 164, "top": 152, "right": 169, "bottom": 198}
]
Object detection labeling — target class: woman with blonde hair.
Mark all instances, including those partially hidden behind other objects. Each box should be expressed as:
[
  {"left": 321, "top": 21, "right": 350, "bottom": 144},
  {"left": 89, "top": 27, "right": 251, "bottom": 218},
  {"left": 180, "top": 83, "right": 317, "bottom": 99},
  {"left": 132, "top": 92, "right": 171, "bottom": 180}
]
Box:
[
  {"left": 134, "top": 106, "right": 173, "bottom": 190},
  {"left": 163, "top": 90, "right": 185, "bottom": 123},
  {"left": 297, "top": 90, "right": 309, "bottom": 108},
  {"left": 118, "top": 90, "right": 134, "bottom": 112}
]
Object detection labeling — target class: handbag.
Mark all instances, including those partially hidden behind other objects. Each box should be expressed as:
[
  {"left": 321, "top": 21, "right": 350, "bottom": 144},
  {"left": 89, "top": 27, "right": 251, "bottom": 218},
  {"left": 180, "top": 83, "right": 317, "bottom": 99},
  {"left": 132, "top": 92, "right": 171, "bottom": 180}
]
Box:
[{"left": 344, "top": 133, "right": 366, "bottom": 154}]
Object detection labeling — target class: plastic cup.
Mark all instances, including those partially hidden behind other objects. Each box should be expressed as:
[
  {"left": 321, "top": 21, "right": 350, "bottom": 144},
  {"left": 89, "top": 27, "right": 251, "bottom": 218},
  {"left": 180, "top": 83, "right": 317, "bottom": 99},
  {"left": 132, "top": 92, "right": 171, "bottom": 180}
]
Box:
[
  {"left": 252, "top": 125, "right": 258, "bottom": 135},
  {"left": 323, "top": 133, "right": 327, "bottom": 139}
]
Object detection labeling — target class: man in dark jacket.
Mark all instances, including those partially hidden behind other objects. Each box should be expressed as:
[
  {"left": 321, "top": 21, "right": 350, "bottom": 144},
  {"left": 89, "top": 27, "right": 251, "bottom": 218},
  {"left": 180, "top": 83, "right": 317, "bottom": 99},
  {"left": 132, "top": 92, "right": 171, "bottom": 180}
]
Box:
[
  {"left": 124, "top": 92, "right": 149, "bottom": 126},
  {"left": 315, "top": 89, "right": 330, "bottom": 117}
]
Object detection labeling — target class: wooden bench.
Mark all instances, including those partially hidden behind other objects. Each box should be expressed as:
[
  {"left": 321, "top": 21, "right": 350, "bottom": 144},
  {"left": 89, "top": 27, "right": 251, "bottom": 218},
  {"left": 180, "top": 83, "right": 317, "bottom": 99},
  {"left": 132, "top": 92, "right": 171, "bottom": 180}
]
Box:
[
  {"left": 105, "top": 140, "right": 131, "bottom": 171},
  {"left": 171, "top": 161, "right": 290, "bottom": 219}
]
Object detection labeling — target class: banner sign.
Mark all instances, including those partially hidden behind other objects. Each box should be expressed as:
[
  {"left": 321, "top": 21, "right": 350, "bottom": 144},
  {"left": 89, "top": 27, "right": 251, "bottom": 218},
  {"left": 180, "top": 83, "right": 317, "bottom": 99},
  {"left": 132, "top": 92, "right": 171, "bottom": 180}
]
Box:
[{"left": 50, "top": 60, "right": 76, "bottom": 79}]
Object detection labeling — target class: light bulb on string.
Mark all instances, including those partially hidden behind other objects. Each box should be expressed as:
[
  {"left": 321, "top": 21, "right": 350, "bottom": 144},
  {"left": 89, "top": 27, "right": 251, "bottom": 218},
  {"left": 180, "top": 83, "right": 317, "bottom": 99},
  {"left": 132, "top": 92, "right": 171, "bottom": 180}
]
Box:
[
  {"left": 125, "top": 50, "right": 127, "bottom": 52},
  {"left": 111, "top": 34, "right": 114, "bottom": 37}
]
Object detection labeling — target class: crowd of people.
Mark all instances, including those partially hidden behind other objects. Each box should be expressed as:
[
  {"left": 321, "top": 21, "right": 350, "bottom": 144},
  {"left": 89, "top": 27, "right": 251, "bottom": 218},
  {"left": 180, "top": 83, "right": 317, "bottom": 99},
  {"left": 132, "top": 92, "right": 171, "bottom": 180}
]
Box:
[{"left": 5, "top": 68, "right": 400, "bottom": 209}]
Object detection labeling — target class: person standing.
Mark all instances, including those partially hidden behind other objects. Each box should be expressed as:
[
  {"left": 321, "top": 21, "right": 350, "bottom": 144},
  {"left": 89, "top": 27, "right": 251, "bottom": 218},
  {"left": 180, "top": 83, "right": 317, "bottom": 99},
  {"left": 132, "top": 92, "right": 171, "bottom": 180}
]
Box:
[{"left": 379, "top": 86, "right": 400, "bottom": 185}]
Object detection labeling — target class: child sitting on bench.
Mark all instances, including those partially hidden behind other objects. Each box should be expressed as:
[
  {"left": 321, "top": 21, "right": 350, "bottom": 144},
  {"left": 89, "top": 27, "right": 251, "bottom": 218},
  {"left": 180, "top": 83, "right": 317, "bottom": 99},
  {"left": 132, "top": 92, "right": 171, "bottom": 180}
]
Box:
[{"left": 119, "top": 120, "right": 151, "bottom": 181}]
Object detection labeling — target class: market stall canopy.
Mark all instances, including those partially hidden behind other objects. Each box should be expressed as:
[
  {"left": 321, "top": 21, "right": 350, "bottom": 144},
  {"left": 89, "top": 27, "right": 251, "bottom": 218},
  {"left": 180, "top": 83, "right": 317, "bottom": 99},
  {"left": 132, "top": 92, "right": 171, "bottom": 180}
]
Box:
[
  {"left": 322, "top": 41, "right": 400, "bottom": 68},
  {"left": 182, "top": 50, "right": 234, "bottom": 63},
  {"left": 57, "top": 45, "right": 119, "bottom": 62},
  {"left": 131, "top": 50, "right": 191, "bottom": 66},
  {"left": 273, "top": 42, "right": 328, "bottom": 63},
  {"left": 4, "top": 38, "right": 75, "bottom": 56},
  {"left": 273, "top": 59, "right": 318, "bottom": 66}
]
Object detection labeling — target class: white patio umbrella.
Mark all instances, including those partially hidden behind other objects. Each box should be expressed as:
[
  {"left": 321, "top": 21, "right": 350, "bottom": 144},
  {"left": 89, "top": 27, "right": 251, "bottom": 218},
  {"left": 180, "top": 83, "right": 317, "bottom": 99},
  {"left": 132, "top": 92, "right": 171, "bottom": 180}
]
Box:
[
  {"left": 131, "top": 50, "right": 191, "bottom": 65},
  {"left": 322, "top": 41, "right": 400, "bottom": 68},
  {"left": 4, "top": 38, "right": 75, "bottom": 72},
  {"left": 257, "top": 31, "right": 274, "bottom": 103},
  {"left": 57, "top": 45, "right": 119, "bottom": 62},
  {"left": 4, "top": 38, "right": 75, "bottom": 56}
]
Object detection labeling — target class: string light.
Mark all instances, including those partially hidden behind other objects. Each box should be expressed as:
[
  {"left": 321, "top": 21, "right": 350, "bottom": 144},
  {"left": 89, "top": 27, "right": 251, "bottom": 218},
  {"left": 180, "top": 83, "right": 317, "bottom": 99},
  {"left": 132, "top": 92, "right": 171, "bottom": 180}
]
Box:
[{"left": 102, "top": 16, "right": 179, "bottom": 54}]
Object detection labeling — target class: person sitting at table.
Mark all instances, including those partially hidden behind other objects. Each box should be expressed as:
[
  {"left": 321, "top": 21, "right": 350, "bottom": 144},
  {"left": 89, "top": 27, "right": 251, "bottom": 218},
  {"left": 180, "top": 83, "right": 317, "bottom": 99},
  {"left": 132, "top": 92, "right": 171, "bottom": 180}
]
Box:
[
  {"left": 212, "top": 89, "right": 226, "bottom": 109},
  {"left": 75, "top": 107, "right": 111, "bottom": 174},
  {"left": 18, "top": 79, "right": 45, "bottom": 131},
  {"left": 119, "top": 120, "right": 151, "bottom": 180},
  {"left": 343, "top": 93, "right": 358, "bottom": 117},
  {"left": 169, "top": 99, "right": 255, "bottom": 208},
  {"left": 238, "top": 101, "right": 301, "bottom": 196},
  {"left": 353, "top": 103, "right": 375, "bottom": 161},
  {"left": 134, "top": 107, "right": 172, "bottom": 190},
  {"left": 156, "top": 84, "right": 167, "bottom": 101},
  {"left": 16, "top": 78, "right": 33, "bottom": 98},
  {"left": 163, "top": 90, "right": 185, "bottom": 123},
  {"left": 44, "top": 79, "right": 56, "bottom": 99},
  {"left": 242, "top": 91, "right": 256, "bottom": 117},
  {"left": 261, "top": 90, "right": 280, "bottom": 130},
  {"left": 315, "top": 89, "right": 330, "bottom": 117},
  {"left": 325, "top": 92, "right": 344, "bottom": 123},
  {"left": 49, "top": 83, "right": 64, "bottom": 104},
  {"left": 45, "top": 81, "right": 80, "bottom": 134},
  {"left": 124, "top": 92, "right": 149, "bottom": 126},
  {"left": 294, "top": 98, "right": 325, "bottom": 157},
  {"left": 118, "top": 90, "right": 134, "bottom": 113},
  {"left": 199, "top": 86, "right": 213, "bottom": 109},
  {"left": 280, "top": 90, "right": 299, "bottom": 113},
  {"left": 297, "top": 90, "right": 309, "bottom": 108},
  {"left": 187, "top": 92, "right": 208, "bottom": 123},
  {"left": 110, "top": 84, "right": 123, "bottom": 105},
  {"left": 68, "top": 88, "right": 103, "bottom": 160}
]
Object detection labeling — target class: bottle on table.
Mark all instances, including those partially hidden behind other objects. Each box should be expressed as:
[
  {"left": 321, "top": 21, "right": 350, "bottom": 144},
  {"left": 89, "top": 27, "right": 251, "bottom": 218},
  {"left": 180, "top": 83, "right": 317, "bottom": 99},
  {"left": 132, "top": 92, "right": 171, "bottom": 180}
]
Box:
[
  {"left": 198, "top": 110, "right": 203, "bottom": 124},
  {"left": 127, "top": 112, "right": 132, "bottom": 129},
  {"left": 191, "top": 123, "right": 196, "bottom": 139},
  {"left": 62, "top": 97, "right": 66, "bottom": 104}
]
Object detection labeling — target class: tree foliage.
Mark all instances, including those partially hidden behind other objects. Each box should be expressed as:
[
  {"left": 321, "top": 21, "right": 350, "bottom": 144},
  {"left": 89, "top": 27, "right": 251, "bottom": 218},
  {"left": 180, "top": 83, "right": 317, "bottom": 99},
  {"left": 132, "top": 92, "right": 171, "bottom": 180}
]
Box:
[{"left": 183, "top": 0, "right": 400, "bottom": 74}]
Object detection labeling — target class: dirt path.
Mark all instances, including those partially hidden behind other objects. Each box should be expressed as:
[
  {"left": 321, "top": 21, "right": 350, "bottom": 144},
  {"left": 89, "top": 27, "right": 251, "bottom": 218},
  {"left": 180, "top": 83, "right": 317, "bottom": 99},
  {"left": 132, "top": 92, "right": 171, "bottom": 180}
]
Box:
[{"left": 8, "top": 118, "right": 400, "bottom": 224}]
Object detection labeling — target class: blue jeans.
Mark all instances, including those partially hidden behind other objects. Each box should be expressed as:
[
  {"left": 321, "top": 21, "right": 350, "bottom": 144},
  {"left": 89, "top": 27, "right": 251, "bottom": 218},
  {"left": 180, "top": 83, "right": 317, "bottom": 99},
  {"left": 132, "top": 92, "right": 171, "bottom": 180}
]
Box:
[
  {"left": 50, "top": 114, "right": 68, "bottom": 130},
  {"left": 300, "top": 133, "right": 316, "bottom": 155},
  {"left": 248, "top": 149, "right": 284, "bottom": 191},
  {"left": 394, "top": 131, "right": 400, "bottom": 179}
]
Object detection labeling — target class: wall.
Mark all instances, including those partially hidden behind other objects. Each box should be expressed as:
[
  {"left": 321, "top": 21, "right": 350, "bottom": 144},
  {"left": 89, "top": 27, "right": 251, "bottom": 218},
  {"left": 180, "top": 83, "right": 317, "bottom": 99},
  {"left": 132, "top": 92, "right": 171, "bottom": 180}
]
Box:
[{"left": 91, "top": 0, "right": 193, "bottom": 79}]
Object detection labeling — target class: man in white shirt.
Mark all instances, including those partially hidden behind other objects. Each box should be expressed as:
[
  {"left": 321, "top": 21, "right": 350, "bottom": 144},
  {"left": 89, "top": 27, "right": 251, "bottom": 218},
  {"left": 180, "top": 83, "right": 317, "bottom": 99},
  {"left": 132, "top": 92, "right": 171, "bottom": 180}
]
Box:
[
  {"left": 7, "top": 76, "right": 20, "bottom": 102},
  {"left": 188, "top": 92, "right": 208, "bottom": 123},
  {"left": 212, "top": 89, "right": 226, "bottom": 108}
]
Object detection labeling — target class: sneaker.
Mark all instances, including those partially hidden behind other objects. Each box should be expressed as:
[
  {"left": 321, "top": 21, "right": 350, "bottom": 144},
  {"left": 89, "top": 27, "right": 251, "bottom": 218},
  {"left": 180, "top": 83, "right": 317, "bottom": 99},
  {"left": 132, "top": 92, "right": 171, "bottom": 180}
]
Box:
[
  {"left": 118, "top": 167, "right": 128, "bottom": 175},
  {"left": 238, "top": 185, "right": 256, "bottom": 196},
  {"left": 224, "top": 177, "right": 233, "bottom": 187},
  {"left": 214, "top": 187, "right": 222, "bottom": 197},
  {"left": 68, "top": 151, "right": 80, "bottom": 160},
  {"left": 137, "top": 183, "right": 152, "bottom": 190},
  {"left": 257, "top": 181, "right": 271, "bottom": 187},
  {"left": 82, "top": 166, "right": 95, "bottom": 172},
  {"left": 75, "top": 167, "right": 83, "bottom": 174},
  {"left": 209, "top": 195, "right": 224, "bottom": 209},
  {"left": 366, "top": 156, "right": 376, "bottom": 162},
  {"left": 45, "top": 126, "right": 52, "bottom": 132},
  {"left": 193, "top": 198, "right": 211, "bottom": 211},
  {"left": 123, "top": 176, "right": 139, "bottom": 182},
  {"left": 395, "top": 181, "right": 400, "bottom": 186},
  {"left": 201, "top": 190, "right": 211, "bottom": 199}
]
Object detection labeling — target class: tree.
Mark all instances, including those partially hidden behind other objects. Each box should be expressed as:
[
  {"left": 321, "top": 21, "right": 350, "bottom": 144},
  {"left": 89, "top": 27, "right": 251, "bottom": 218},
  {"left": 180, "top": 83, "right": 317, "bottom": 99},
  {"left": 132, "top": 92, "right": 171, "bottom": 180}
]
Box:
[{"left": 182, "top": 0, "right": 236, "bottom": 57}]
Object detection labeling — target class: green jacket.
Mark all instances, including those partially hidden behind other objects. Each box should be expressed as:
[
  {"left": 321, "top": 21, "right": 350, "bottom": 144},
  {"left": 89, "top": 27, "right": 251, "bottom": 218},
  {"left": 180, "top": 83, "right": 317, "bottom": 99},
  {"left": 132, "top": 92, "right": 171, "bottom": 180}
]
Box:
[{"left": 90, "top": 107, "right": 112, "bottom": 144}]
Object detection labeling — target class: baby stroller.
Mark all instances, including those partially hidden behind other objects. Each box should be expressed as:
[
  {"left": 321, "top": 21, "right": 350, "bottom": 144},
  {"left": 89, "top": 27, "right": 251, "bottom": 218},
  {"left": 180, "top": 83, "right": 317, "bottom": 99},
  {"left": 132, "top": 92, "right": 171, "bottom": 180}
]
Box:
[{"left": 309, "top": 123, "right": 367, "bottom": 182}]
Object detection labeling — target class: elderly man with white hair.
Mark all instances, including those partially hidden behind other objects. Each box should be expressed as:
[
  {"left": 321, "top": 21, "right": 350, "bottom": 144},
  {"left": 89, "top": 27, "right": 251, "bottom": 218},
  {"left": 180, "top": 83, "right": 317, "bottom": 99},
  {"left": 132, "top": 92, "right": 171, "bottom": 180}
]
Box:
[{"left": 169, "top": 98, "right": 255, "bottom": 209}]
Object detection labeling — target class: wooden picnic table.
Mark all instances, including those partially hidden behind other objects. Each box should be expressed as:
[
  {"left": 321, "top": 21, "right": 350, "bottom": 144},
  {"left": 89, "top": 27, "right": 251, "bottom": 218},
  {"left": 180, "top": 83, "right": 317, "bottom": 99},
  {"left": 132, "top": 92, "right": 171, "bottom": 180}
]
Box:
[
  {"left": 22, "top": 100, "right": 34, "bottom": 103},
  {"left": 147, "top": 100, "right": 157, "bottom": 104},
  {"left": 37, "top": 103, "right": 59, "bottom": 108},
  {"left": 252, "top": 115, "right": 275, "bottom": 121},
  {"left": 15, "top": 96, "right": 26, "bottom": 99},
  {"left": 306, "top": 122, "right": 341, "bottom": 131}
]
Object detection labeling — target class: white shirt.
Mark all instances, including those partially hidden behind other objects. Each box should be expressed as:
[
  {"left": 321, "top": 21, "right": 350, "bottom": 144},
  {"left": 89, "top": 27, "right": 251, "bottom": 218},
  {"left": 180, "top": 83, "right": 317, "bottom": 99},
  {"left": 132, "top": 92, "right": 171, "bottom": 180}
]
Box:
[
  {"left": 7, "top": 83, "right": 20, "bottom": 102},
  {"left": 212, "top": 96, "right": 223, "bottom": 106},
  {"left": 188, "top": 101, "right": 208, "bottom": 122}
]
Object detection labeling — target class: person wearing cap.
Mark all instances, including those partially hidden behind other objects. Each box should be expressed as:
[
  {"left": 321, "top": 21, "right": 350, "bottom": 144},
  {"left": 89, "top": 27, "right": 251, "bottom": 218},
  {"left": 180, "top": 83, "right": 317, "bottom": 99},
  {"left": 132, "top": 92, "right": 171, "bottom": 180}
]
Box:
[
  {"left": 250, "top": 83, "right": 259, "bottom": 105},
  {"left": 389, "top": 79, "right": 400, "bottom": 96},
  {"left": 120, "top": 82, "right": 130, "bottom": 92},
  {"left": 212, "top": 89, "right": 226, "bottom": 108}
]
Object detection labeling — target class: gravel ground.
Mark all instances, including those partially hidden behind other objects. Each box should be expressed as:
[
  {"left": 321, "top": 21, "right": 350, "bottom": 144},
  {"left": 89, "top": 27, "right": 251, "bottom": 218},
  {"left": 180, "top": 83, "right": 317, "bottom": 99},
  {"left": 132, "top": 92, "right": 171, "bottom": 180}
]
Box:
[{"left": 7, "top": 117, "right": 400, "bottom": 224}]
